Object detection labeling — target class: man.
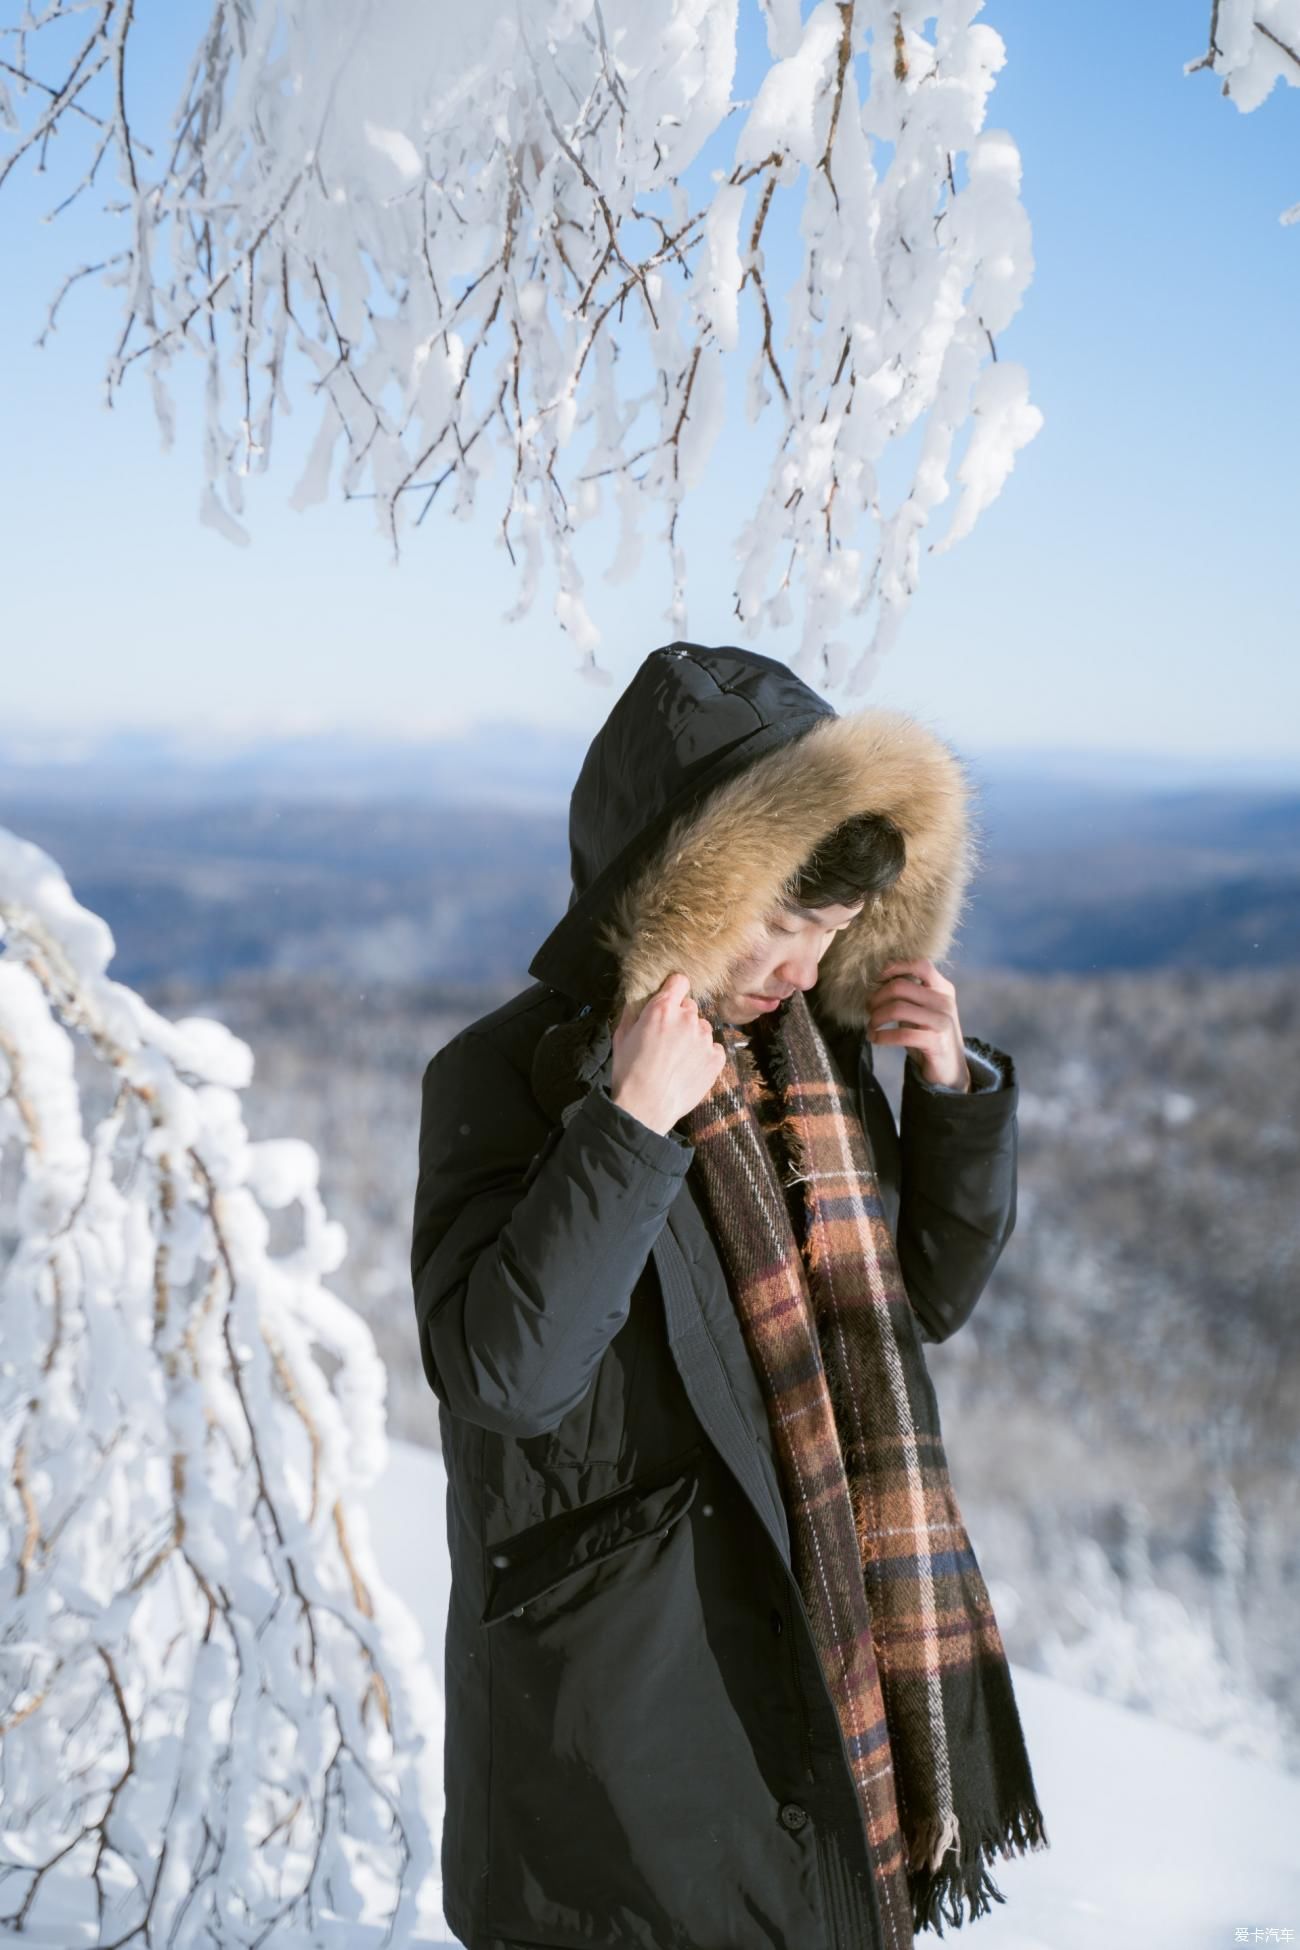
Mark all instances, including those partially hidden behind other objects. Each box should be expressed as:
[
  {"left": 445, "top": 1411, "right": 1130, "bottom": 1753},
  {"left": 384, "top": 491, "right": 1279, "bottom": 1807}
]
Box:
[{"left": 410, "top": 642, "right": 1047, "bottom": 1950}]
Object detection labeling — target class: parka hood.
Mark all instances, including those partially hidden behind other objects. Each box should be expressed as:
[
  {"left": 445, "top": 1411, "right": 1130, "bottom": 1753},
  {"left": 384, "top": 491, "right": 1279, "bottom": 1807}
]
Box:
[{"left": 527, "top": 641, "right": 981, "bottom": 1035}]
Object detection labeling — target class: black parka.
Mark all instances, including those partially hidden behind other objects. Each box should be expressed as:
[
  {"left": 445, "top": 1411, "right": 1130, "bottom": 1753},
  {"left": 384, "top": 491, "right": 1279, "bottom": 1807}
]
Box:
[{"left": 411, "top": 644, "right": 1020, "bottom": 1950}]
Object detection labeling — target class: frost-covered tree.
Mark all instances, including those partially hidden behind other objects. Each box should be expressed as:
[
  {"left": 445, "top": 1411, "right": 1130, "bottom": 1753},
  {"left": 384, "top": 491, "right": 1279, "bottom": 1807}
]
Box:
[
  {"left": 2, "top": 5, "right": 1293, "bottom": 683},
  {"left": 0, "top": 0, "right": 1045, "bottom": 690},
  {"left": 1185, "top": 0, "right": 1300, "bottom": 224},
  {"left": 1035, "top": 1495, "right": 1288, "bottom": 1770},
  {"left": 0, "top": 828, "right": 440, "bottom": 1947}
]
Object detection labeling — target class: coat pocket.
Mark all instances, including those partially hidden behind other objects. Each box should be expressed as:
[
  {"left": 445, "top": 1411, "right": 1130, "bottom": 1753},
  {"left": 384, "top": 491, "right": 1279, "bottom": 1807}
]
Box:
[{"left": 480, "top": 1456, "right": 702, "bottom": 1628}]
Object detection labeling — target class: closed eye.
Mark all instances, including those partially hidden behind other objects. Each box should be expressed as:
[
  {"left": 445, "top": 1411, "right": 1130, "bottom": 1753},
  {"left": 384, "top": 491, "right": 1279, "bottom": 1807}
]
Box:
[{"left": 772, "top": 921, "right": 852, "bottom": 937}]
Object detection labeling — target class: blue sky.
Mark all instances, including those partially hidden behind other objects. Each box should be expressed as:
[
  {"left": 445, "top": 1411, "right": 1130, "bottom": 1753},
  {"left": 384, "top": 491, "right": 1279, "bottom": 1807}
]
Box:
[{"left": 1, "top": 2, "right": 1297, "bottom": 765}]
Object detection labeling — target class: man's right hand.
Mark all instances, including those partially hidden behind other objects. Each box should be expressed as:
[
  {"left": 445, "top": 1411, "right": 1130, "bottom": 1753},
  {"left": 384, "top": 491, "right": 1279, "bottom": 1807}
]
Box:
[{"left": 610, "top": 972, "right": 728, "bottom": 1136}]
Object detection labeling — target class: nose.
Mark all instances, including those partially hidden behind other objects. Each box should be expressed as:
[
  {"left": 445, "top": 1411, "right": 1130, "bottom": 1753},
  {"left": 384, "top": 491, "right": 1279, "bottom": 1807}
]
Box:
[{"left": 765, "top": 937, "right": 832, "bottom": 999}]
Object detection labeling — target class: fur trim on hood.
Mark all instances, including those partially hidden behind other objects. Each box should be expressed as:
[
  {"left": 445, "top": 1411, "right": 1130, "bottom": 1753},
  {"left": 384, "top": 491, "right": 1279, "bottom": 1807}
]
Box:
[
  {"left": 525, "top": 644, "right": 984, "bottom": 1123},
  {"left": 596, "top": 705, "right": 979, "bottom": 1034}
]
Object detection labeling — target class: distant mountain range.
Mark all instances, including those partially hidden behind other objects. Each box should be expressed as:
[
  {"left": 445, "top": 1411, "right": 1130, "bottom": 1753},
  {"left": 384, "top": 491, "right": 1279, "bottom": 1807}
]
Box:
[
  {"left": 0, "top": 721, "right": 592, "bottom": 811},
  {"left": 2, "top": 724, "right": 1297, "bottom": 985},
  {"left": 3, "top": 722, "right": 1297, "bottom": 805}
]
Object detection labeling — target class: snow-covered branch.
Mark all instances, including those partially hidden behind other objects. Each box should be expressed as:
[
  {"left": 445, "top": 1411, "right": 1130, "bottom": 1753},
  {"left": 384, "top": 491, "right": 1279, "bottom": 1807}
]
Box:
[
  {"left": 0, "top": 828, "right": 438, "bottom": 1947},
  {"left": 1186, "top": 1, "right": 1300, "bottom": 222},
  {"left": 0, "top": 0, "right": 1041, "bottom": 690}
]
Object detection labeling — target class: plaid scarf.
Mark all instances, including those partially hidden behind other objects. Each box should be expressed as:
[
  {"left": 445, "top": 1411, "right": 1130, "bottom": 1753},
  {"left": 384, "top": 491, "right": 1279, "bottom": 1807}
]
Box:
[{"left": 678, "top": 988, "right": 1049, "bottom": 1942}]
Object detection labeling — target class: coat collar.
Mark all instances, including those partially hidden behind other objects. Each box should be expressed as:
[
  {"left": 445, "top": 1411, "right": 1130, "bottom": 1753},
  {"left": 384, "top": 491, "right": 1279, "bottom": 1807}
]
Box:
[
  {"left": 529, "top": 986, "right": 871, "bottom": 1130},
  {"left": 530, "top": 1004, "right": 615, "bottom": 1126}
]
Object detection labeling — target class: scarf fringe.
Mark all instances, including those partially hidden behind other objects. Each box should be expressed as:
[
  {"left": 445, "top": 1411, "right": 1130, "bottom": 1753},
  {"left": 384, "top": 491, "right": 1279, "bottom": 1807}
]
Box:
[{"left": 907, "top": 1799, "right": 1050, "bottom": 1937}]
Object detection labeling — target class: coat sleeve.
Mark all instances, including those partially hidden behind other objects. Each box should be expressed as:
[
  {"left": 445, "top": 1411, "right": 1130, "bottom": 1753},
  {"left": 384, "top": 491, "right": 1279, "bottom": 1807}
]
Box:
[
  {"left": 895, "top": 1035, "right": 1019, "bottom": 1344},
  {"left": 915, "top": 1040, "right": 1004, "bottom": 1094},
  {"left": 410, "top": 1027, "right": 695, "bottom": 1436}
]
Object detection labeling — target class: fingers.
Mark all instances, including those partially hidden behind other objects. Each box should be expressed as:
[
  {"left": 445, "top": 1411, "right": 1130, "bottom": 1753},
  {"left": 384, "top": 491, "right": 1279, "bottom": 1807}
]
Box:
[
  {"left": 658, "top": 971, "right": 692, "bottom": 1007},
  {"left": 872, "top": 999, "right": 945, "bottom": 1033},
  {"left": 869, "top": 965, "right": 956, "bottom": 1033},
  {"left": 874, "top": 956, "right": 953, "bottom": 994}
]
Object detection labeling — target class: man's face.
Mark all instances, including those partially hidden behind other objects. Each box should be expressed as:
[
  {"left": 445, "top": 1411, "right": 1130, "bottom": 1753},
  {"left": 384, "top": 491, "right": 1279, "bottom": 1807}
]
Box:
[{"left": 717, "top": 896, "right": 866, "bottom": 1023}]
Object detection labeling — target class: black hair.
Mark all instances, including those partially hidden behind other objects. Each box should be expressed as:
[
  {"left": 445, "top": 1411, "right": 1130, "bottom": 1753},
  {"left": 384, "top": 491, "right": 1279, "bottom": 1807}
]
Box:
[{"left": 783, "top": 810, "right": 905, "bottom": 913}]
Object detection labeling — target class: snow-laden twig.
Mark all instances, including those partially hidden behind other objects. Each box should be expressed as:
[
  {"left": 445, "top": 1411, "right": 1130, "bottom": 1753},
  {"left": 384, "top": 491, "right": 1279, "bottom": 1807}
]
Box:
[
  {"left": 0, "top": 827, "right": 440, "bottom": 1948},
  {"left": 1186, "top": 1, "right": 1300, "bottom": 223}
]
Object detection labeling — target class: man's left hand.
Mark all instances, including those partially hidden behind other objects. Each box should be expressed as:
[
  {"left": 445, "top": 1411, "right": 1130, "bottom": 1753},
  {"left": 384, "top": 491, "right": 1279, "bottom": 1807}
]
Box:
[{"left": 866, "top": 958, "right": 970, "bottom": 1091}]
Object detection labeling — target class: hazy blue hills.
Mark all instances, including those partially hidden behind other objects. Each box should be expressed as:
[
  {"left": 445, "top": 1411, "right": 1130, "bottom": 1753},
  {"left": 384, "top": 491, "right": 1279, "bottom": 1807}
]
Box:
[{"left": 2, "top": 726, "right": 1296, "bottom": 988}]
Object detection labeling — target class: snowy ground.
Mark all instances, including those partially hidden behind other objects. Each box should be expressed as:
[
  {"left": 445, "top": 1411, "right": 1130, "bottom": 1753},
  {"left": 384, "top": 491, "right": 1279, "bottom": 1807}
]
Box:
[{"left": 4, "top": 1436, "right": 1296, "bottom": 1949}]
